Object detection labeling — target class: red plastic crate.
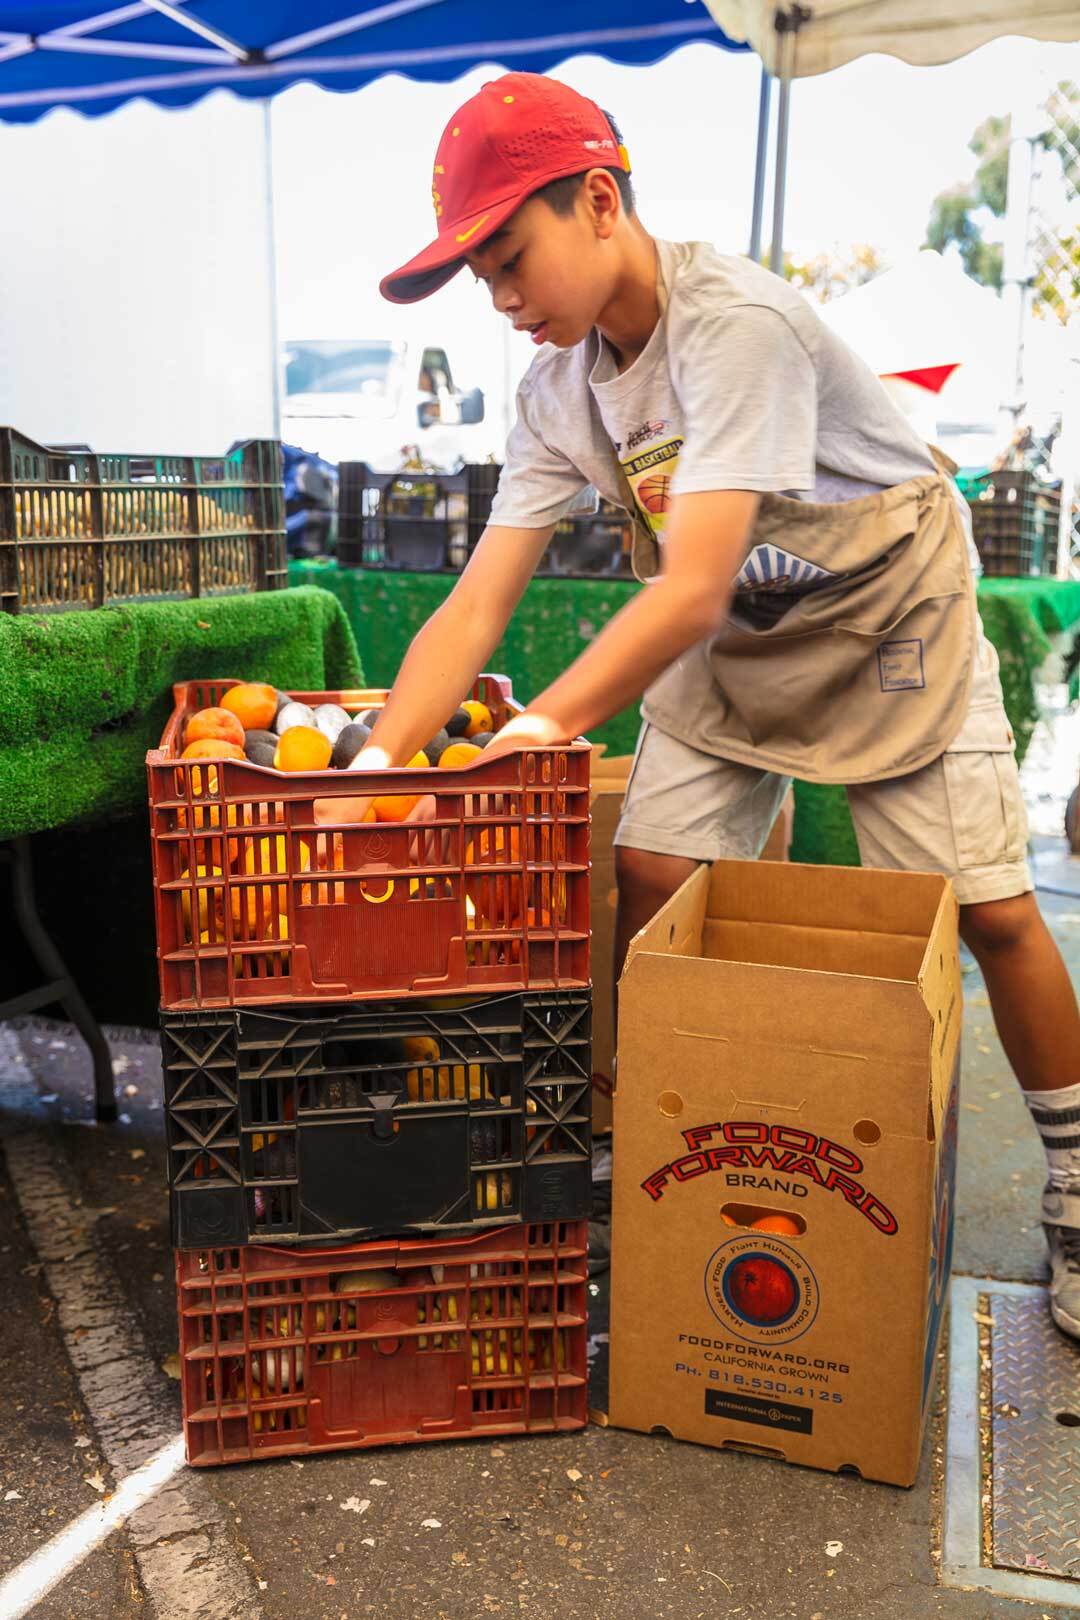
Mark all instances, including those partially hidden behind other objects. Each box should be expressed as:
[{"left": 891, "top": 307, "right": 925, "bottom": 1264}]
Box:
[
  {"left": 176, "top": 1219, "right": 589, "bottom": 1464},
  {"left": 147, "top": 675, "right": 590, "bottom": 1009}
]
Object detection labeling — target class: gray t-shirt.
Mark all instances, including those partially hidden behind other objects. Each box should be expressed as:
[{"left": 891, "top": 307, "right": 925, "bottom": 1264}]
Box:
[{"left": 488, "top": 239, "right": 947, "bottom": 610}]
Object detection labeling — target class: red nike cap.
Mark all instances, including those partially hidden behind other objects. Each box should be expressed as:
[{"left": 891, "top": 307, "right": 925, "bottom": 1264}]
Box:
[{"left": 380, "top": 72, "right": 630, "bottom": 305}]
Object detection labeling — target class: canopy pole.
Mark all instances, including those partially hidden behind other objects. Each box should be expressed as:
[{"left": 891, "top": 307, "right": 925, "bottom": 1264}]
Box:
[
  {"left": 748, "top": 64, "right": 772, "bottom": 263},
  {"left": 768, "top": 71, "right": 790, "bottom": 273},
  {"left": 262, "top": 97, "right": 282, "bottom": 441},
  {"left": 768, "top": 5, "right": 805, "bottom": 276}
]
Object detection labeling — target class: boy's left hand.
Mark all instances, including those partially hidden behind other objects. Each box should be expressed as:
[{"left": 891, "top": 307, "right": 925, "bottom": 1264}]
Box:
[{"left": 481, "top": 711, "right": 569, "bottom": 759}]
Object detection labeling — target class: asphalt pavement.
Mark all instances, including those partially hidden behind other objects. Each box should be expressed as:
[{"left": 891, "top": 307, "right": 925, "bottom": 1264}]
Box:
[{"left": 1, "top": 855, "right": 1079, "bottom": 1620}]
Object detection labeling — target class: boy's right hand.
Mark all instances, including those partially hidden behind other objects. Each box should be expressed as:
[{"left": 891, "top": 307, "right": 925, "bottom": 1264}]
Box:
[{"left": 313, "top": 742, "right": 389, "bottom": 826}]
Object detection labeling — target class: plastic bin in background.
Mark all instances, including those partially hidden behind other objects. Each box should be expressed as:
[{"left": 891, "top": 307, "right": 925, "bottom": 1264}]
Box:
[
  {"left": 146, "top": 675, "right": 590, "bottom": 1010},
  {"left": 162, "top": 989, "right": 592, "bottom": 1248},
  {"left": 964, "top": 469, "right": 1062, "bottom": 578},
  {"left": 0, "top": 427, "right": 286, "bottom": 613},
  {"left": 176, "top": 1218, "right": 589, "bottom": 1464},
  {"left": 336, "top": 462, "right": 500, "bottom": 572}
]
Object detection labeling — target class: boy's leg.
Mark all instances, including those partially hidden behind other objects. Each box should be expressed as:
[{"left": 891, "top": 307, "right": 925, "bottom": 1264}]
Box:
[
  {"left": 612, "top": 722, "right": 790, "bottom": 1009},
  {"left": 847, "top": 631, "right": 1080, "bottom": 1337}
]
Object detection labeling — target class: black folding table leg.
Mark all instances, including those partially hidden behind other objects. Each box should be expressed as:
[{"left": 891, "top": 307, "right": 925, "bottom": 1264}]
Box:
[{"left": 2, "top": 837, "right": 117, "bottom": 1122}]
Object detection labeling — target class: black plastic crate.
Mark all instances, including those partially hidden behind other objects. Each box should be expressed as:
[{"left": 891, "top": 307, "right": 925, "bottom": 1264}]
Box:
[
  {"left": 162, "top": 990, "right": 591, "bottom": 1248},
  {"left": 0, "top": 428, "right": 287, "bottom": 613},
  {"left": 539, "top": 502, "right": 634, "bottom": 579},
  {"left": 965, "top": 469, "right": 1061, "bottom": 578},
  {"left": 337, "top": 462, "right": 500, "bottom": 572}
]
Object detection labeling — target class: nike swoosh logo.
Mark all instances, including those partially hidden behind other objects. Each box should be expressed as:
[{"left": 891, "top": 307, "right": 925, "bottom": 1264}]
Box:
[{"left": 455, "top": 215, "right": 491, "bottom": 244}]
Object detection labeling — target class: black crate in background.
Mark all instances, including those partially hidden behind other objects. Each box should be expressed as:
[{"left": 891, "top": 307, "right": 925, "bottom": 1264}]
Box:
[
  {"left": 336, "top": 461, "right": 636, "bottom": 579},
  {"left": 542, "top": 503, "right": 634, "bottom": 579},
  {"left": 336, "top": 462, "right": 500, "bottom": 572},
  {"left": 966, "top": 469, "right": 1062, "bottom": 578},
  {"left": 162, "top": 989, "right": 592, "bottom": 1248}
]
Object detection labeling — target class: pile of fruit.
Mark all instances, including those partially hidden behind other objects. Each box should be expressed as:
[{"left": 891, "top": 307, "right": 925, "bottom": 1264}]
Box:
[
  {"left": 176, "top": 682, "right": 500, "bottom": 824},
  {"left": 172, "top": 683, "right": 541, "bottom": 951}
]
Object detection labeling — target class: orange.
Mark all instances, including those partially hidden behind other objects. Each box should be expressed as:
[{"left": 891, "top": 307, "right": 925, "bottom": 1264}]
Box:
[
  {"left": 460, "top": 700, "right": 493, "bottom": 738},
  {"left": 370, "top": 753, "right": 431, "bottom": 821},
  {"left": 750, "top": 1213, "right": 802, "bottom": 1235},
  {"left": 185, "top": 707, "right": 245, "bottom": 749},
  {"left": 179, "top": 864, "right": 226, "bottom": 942},
  {"left": 438, "top": 742, "right": 483, "bottom": 769},
  {"left": 372, "top": 791, "right": 423, "bottom": 822},
  {"left": 221, "top": 682, "right": 278, "bottom": 732},
  {"left": 181, "top": 738, "right": 245, "bottom": 762},
  {"left": 720, "top": 1211, "right": 739, "bottom": 1228},
  {"left": 273, "top": 725, "right": 332, "bottom": 772},
  {"left": 465, "top": 824, "right": 520, "bottom": 866}
]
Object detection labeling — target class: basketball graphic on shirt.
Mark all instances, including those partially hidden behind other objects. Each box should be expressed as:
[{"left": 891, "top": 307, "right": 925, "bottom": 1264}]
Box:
[
  {"left": 637, "top": 472, "right": 672, "bottom": 515},
  {"left": 622, "top": 436, "right": 683, "bottom": 540}
]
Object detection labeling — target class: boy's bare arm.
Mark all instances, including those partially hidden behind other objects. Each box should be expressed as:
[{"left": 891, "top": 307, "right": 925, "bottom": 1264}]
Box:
[
  {"left": 485, "top": 490, "right": 760, "bottom": 753},
  {"left": 362, "top": 521, "right": 556, "bottom": 766},
  {"left": 314, "top": 522, "right": 554, "bottom": 824}
]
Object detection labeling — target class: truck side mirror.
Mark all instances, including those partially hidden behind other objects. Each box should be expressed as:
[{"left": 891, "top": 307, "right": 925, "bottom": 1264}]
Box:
[{"left": 458, "top": 387, "right": 485, "bottom": 426}]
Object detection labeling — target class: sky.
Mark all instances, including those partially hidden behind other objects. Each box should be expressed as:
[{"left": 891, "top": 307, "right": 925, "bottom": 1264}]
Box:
[{"left": 270, "top": 33, "right": 1080, "bottom": 440}]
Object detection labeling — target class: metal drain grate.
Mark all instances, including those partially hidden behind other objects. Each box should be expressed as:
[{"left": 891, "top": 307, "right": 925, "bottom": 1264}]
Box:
[{"left": 944, "top": 1277, "right": 1080, "bottom": 1607}]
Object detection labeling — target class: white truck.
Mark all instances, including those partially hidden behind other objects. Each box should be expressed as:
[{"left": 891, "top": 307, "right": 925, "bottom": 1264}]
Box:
[{"left": 281, "top": 337, "right": 494, "bottom": 471}]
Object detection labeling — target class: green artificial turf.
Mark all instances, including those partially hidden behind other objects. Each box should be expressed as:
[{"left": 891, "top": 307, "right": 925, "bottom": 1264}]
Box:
[
  {"left": 0, "top": 586, "right": 363, "bottom": 838},
  {"left": 290, "top": 559, "right": 645, "bottom": 757}
]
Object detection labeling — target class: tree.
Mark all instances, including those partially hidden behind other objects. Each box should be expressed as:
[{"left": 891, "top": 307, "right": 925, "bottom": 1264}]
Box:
[
  {"left": 777, "top": 241, "right": 887, "bottom": 302},
  {"left": 925, "top": 83, "right": 1079, "bottom": 322}
]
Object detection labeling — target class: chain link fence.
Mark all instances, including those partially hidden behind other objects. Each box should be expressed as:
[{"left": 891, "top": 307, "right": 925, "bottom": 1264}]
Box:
[{"left": 1018, "top": 82, "right": 1080, "bottom": 572}]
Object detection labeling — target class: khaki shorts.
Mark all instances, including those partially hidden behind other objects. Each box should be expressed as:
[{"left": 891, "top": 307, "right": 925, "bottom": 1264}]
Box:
[{"left": 615, "top": 633, "right": 1032, "bottom": 907}]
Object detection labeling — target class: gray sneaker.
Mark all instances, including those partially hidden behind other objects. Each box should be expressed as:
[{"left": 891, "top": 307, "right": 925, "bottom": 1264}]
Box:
[{"left": 1041, "top": 1185, "right": 1080, "bottom": 1340}]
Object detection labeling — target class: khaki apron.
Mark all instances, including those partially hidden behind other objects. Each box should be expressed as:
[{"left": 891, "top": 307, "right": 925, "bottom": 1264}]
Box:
[{"left": 616, "top": 448, "right": 976, "bottom": 786}]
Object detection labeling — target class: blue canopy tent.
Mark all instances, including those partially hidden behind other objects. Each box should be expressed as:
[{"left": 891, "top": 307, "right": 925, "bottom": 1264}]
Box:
[
  {"left": 0, "top": 3, "right": 747, "bottom": 433},
  {"left": 0, "top": 3, "right": 744, "bottom": 118}
]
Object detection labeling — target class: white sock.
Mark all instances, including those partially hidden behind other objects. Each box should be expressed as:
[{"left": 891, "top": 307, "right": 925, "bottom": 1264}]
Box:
[{"left": 1023, "top": 1079, "right": 1080, "bottom": 1191}]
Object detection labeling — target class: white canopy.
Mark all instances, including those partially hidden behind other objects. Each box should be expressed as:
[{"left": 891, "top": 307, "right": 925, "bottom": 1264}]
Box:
[
  {"left": 816, "top": 250, "right": 1009, "bottom": 378},
  {"left": 705, "top": 0, "right": 1080, "bottom": 78}
]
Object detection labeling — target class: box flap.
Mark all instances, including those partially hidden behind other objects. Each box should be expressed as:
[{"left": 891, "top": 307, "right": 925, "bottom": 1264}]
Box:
[
  {"left": 622, "top": 864, "right": 709, "bottom": 975},
  {"left": 915, "top": 880, "right": 962, "bottom": 1137},
  {"left": 706, "top": 860, "right": 948, "bottom": 943}
]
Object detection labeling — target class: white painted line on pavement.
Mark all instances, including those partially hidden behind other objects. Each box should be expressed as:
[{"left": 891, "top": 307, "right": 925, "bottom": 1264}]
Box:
[
  {"left": 0, "top": 1027, "right": 262, "bottom": 1619},
  {"left": 0, "top": 1437, "right": 184, "bottom": 1620}
]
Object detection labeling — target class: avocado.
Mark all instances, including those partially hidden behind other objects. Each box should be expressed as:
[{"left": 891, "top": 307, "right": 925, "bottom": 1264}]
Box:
[
  {"left": 445, "top": 707, "right": 471, "bottom": 737},
  {"left": 422, "top": 728, "right": 450, "bottom": 766},
  {"left": 469, "top": 731, "right": 495, "bottom": 749},
  {"left": 244, "top": 729, "right": 278, "bottom": 766},
  {"left": 331, "top": 721, "right": 372, "bottom": 770}
]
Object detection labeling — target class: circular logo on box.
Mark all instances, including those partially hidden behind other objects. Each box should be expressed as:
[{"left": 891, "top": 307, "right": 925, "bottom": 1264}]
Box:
[{"left": 704, "top": 1235, "right": 819, "bottom": 1344}]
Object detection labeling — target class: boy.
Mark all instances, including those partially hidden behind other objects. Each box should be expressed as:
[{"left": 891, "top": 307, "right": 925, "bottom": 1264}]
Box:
[{"left": 361, "top": 71, "right": 1080, "bottom": 1338}]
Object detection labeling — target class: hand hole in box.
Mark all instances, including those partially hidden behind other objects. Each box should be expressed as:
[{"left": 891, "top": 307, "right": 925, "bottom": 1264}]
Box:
[
  {"left": 721, "top": 1202, "right": 805, "bottom": 1236},
  {"left": 658, "top": 1090, "right": 683, "bottom": 1117},
  {"left": 668, "top": 924, "right": 676, "bottom": 945},
  {"left": 853, "top": 1119, "right": 881, "bottom": 1146}
]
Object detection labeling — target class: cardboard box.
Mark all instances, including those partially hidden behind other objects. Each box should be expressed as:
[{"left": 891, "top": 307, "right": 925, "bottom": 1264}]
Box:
[
  {"left": 607, "top": 860, "right": 960, "bottom": 1487},
  {"left": 588, "top": 762, "right": 792, "bottom": 1133}
]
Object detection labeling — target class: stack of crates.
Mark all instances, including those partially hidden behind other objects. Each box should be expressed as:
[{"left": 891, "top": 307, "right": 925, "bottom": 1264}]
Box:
[{"left": 146, "top": 674, "right": 592, "bottom": 1465}]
